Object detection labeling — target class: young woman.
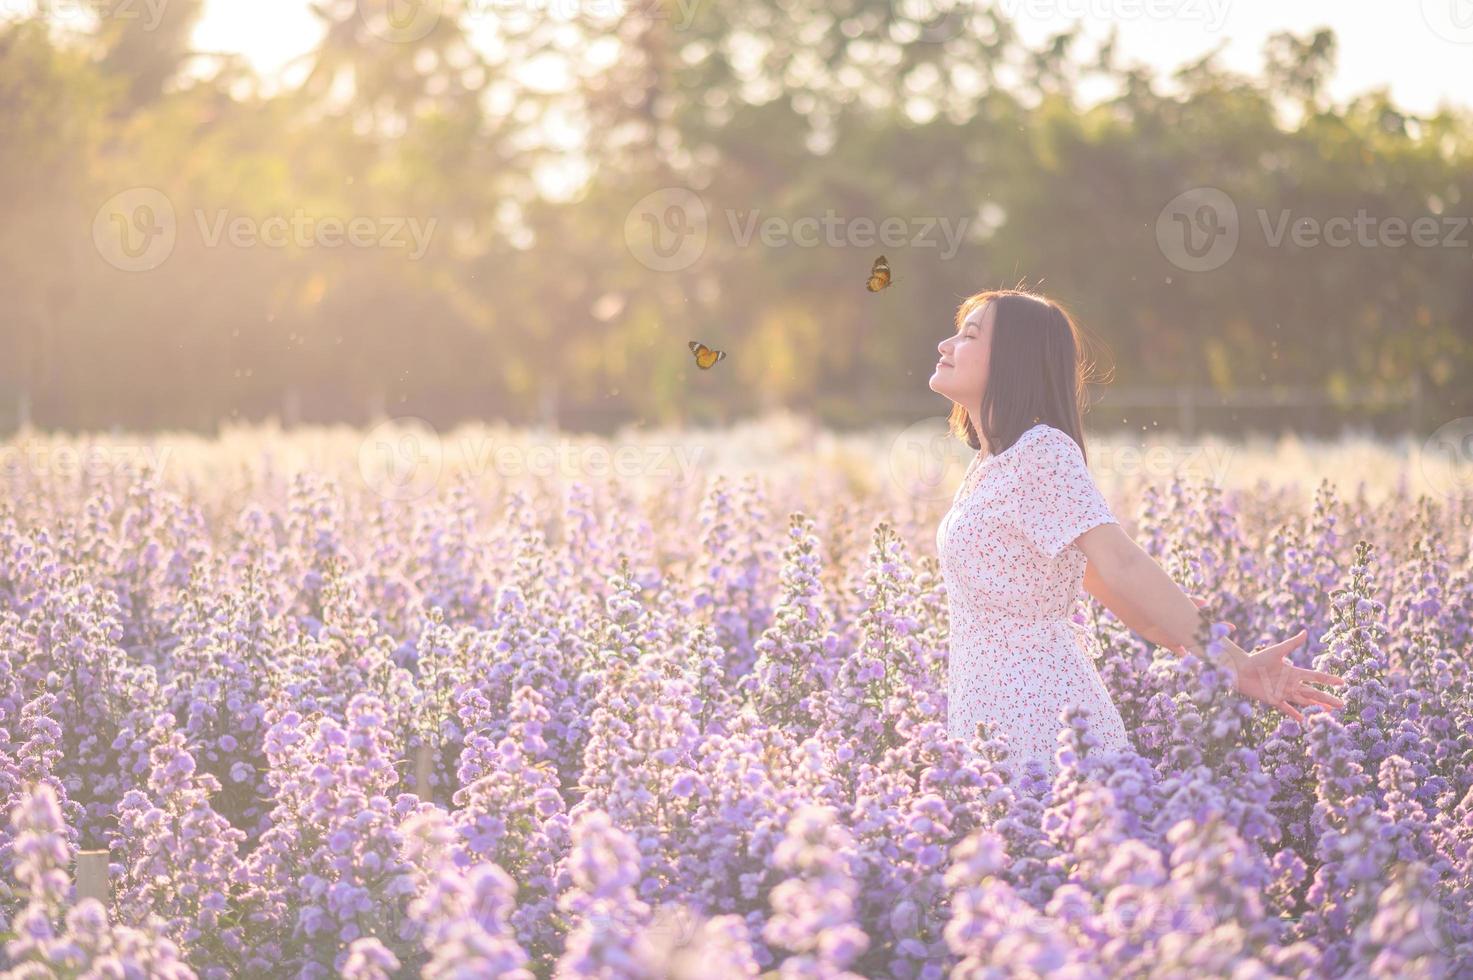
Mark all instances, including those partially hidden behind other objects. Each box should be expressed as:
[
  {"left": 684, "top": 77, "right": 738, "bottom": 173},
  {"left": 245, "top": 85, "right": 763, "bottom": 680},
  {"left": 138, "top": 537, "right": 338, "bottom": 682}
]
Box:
[{"left": 930, "top": 288, "right": 1347, "bottom": 779}]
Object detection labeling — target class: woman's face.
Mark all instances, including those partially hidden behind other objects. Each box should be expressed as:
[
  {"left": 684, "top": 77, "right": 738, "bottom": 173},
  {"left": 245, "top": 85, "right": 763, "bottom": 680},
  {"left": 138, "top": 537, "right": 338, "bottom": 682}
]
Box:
[{"left": 930, "top": 300, "right": 993, "bottom": 409}]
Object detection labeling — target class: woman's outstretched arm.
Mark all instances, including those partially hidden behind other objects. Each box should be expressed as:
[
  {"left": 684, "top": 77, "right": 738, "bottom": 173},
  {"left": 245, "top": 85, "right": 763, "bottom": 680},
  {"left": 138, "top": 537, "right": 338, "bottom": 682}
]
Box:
[
  {"left": 1073, "top": 522, "right": 1347, "bottom": 723},
  {"left": 1083, "top": 560, "right": 1233, "bottom": 646},
  {"left": 1082, "top": 559, "right": 1176, "bottom": 645}
]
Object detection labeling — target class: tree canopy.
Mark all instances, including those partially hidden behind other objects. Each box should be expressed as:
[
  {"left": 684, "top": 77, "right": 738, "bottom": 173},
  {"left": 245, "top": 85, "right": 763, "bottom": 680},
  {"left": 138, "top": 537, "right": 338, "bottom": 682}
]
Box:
[{"left": 2, "top": 6, "right": 1469, "bottom": 434}]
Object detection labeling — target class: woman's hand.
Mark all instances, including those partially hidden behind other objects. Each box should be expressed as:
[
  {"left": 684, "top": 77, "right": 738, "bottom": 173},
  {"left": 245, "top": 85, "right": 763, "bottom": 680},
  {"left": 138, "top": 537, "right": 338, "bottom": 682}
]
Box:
[{"left": 1177, "top": 627, "right": 1348, "bottom": 724}]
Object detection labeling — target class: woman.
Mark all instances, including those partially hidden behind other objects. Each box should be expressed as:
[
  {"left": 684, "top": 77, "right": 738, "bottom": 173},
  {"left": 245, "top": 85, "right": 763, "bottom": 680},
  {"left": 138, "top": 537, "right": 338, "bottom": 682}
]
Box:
[{"left": 930, "top": 288, "right": 1347, "bottom": 779}]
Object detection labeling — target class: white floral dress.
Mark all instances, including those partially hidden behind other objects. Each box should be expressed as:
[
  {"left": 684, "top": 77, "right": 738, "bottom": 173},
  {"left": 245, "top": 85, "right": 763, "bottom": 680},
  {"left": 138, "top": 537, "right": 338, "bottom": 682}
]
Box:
[{"left": 938, "top": 422, "right": 1132, "bottom": 777}]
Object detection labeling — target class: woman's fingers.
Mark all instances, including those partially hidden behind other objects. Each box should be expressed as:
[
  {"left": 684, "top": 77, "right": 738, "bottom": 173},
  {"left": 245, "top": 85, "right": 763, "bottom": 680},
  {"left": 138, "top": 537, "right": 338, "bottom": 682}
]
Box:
[
  {"left": 1263, "top": 628, "right": 1305, "bottom": 653},
  {"left": 1288, "top": 688, "right": 1341, "bottom": 711},
  {"left": 1303, "top": 688, "right": 1346, "bottom": 710},
  {"left": 1275, "top": 700, "right": 1305, "bottom": 724},
  {"left": 1280, "top": 628, "right": 1309, "bottom": 651},
  {"left": 1290, "top": 666, "right": 1348, "bottom": 706},
  {"left": 1258, "top": 631, "right": 1304, "bottom": 669},
  {"left": 1302, "top": 672, "right": 1349, "bottom": 704}
]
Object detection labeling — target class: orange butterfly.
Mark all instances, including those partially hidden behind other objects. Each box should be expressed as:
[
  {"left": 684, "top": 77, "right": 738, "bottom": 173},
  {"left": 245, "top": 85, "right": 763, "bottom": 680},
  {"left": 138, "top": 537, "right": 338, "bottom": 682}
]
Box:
[
  {"left": 688, "top": 341, "right": 727, "bottom": 369},
  {"left": 866, "top": 255, "right": 897, "bottom": 292}
]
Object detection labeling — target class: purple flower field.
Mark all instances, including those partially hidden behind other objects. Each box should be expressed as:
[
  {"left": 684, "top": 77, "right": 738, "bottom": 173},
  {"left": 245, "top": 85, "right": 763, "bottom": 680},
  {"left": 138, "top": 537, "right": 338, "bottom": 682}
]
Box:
[{"left": 0, "top": 426, "right": 1470, "bottom": 978}]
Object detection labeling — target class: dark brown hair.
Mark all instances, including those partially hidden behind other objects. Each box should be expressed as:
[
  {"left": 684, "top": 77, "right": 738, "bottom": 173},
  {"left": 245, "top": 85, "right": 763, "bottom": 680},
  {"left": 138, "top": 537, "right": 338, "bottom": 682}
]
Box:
[{"left": 945, "top": 289, "right": 1106, "bottom": 462}]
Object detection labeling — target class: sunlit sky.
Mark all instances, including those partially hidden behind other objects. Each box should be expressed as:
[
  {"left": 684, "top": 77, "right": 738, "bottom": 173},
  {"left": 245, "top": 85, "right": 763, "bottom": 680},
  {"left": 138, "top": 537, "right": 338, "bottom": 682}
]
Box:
[{"left": 184, "top": 0, "right": 1473, "bottom": 114}]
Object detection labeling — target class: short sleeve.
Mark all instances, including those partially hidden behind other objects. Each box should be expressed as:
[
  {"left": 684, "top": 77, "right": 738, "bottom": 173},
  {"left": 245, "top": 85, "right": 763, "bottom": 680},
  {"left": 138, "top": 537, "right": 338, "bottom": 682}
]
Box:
[{"left": 1013, "top": 428, "right": 1118, "bottom": 560}]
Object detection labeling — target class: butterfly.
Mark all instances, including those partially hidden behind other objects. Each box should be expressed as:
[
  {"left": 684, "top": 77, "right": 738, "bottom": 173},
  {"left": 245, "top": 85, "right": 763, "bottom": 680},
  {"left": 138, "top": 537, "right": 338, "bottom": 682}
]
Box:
[
  {"left": 688, "top": 341, "right": 727, "bottom": 369},
  {"left": 866, "top": 255, "right": 897, "bottom": 292}
]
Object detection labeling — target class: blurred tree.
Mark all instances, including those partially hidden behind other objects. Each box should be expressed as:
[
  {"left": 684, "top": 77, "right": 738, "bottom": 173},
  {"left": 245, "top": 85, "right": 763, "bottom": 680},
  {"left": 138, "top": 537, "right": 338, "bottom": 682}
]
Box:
[
  {"left": 0, "top": 7, "right": 1469, "bottom": 434},
  {"left": 0, "top": 20, "right": 113, "bottom": 427},
  {"left": 90, "top": 0, "right": 204, "bottom": 115}
]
